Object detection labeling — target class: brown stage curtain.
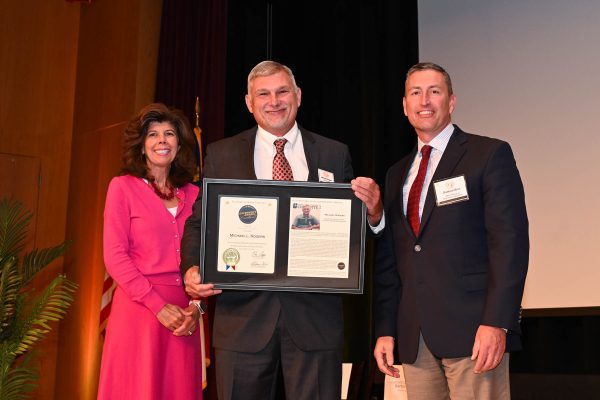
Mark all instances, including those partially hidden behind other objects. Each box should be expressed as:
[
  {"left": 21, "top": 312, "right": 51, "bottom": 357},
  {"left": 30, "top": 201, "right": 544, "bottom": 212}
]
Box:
[{"left": 155, "top": 0, "right": 228, "bottom": 163}]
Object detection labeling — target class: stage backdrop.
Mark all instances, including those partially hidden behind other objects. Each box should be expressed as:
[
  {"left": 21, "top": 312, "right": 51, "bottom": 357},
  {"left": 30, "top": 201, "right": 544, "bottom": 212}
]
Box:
[{"left": 418, "top": 0, "right": 600, "bottom": 311}]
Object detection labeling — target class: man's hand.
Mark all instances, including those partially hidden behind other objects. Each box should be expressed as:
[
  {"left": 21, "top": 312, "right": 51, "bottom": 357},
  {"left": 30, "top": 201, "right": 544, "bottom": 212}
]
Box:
[
  {"left": 471, "top": 325, "right": 507, "bottom": 373},
  {"left": 374, "top": 336, "right": 400, "bottom": 378},
  {"left": 184, "top": 265, "right": 223, "bottom": 298},
  {"left": 351, "top": 177, "right": 383, "bottom": 226}
]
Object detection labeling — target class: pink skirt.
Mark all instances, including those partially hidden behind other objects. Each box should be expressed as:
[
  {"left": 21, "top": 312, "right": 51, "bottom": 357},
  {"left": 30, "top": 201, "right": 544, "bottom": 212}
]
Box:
[{"left": 98, "top": 284, "right": 202, "bottom": 400}]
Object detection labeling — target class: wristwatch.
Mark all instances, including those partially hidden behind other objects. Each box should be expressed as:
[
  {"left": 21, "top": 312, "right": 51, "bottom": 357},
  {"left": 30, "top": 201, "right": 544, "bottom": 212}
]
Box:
[{"left": 189, "top": 299, "right": 206, "bottom": 315}]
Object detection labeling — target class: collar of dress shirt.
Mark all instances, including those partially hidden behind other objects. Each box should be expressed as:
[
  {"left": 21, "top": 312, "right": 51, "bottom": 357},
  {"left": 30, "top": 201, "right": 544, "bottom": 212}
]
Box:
[
  {"left": 256, "top": 122, "right": 300, "bottom": 154},
  {"left": 416, "top": 123, "right": 455, "bottom": 155}
]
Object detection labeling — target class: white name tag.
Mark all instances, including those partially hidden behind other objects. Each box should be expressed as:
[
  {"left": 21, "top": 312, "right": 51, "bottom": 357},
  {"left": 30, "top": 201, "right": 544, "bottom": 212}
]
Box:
[
  {"left": 433, "top": 175, "right": 469, "bottom": 206},
  {"left": 318, "top": 168, "right": 334, "bottom": 182}
]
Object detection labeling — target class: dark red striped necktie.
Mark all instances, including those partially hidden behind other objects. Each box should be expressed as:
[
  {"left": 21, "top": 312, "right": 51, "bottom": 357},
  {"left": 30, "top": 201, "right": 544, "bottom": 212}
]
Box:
[{"left": 406, "top": 145, "right": 432, "bottom": 236}]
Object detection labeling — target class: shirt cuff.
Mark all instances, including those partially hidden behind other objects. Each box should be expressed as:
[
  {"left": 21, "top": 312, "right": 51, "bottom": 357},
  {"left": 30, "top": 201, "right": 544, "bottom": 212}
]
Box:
[{"left": 369, "top": 212, "right": 386, "bottom": 234}]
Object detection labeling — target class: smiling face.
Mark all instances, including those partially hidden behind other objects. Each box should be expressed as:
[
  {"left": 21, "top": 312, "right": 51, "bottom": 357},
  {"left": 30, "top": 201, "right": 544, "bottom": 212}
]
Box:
[
  {"left": 403, "top": 69, "right": 456, "bottom": 142},
  {"left": 302, "top": 205, "right": 311, "bottom": 216},
  {"left": 245, "top": 70, "right": 302, "bottom": 137},
  {"left": 144, "top": 121, "right": 178, "bottom": 174}
]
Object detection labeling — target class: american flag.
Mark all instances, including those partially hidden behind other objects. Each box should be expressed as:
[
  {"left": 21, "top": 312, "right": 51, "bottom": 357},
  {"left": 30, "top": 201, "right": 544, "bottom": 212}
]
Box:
[{"left": 99, "top": 271, "right": 116, "bottom": 336}]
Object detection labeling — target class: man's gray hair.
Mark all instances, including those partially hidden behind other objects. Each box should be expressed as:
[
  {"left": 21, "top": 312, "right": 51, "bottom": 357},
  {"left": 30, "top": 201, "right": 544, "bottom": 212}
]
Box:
[
  {"left": 247, "top": 60, "right": 298, "bottom": 93},
  {"left": 405, "top": 62, "right": 453, "bottom": 95}
]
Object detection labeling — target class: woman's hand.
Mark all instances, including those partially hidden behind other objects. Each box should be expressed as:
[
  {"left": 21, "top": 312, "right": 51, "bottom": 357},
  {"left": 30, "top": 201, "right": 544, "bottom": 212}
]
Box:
[
  {"left": 172, "top": 304, "right": 199, "bottom": 337},
  {"left": 156, "top": 304, "right": 186, "bottom": 331}
]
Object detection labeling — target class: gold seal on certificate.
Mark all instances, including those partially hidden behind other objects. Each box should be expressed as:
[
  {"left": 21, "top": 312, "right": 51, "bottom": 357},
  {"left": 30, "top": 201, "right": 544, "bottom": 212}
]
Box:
[{"left": 222, "top": 248, "right": 240, "bottom": 271}]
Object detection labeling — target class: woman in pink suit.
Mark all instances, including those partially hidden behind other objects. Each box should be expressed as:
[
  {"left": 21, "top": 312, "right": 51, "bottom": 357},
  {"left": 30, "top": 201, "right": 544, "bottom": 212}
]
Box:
[{"left": 98, "top": 103, "right": 203, "bottom": 399}]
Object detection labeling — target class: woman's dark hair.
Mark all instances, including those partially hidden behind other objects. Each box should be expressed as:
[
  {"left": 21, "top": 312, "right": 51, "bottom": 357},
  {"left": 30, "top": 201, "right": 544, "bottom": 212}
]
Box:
[{"left": 120, "top": 103, "right": 197, "bottom": 187}]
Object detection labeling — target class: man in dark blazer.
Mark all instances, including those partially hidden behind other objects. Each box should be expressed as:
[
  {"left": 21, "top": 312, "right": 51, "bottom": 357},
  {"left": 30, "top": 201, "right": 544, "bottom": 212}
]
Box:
[
  {"left": 373, "top": 62, "right": 529, "bottom": 399},
  {"left": 181, "top": 61, "right": 383, "bottom": 400}
]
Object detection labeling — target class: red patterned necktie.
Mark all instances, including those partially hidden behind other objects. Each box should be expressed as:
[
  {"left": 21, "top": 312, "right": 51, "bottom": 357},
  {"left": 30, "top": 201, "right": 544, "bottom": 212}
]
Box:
[
  {"left": 406, "top": 145, "right": 432, "bottom": 236},
  {"left": 272, "top": 138, "right": 294, "bottom": 181}
]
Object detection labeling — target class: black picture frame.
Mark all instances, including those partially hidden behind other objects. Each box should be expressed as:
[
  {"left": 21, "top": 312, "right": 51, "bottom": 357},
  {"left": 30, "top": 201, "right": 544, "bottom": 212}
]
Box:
[{"left": 200, "top": 178, "right": 366, "bottom": 294}]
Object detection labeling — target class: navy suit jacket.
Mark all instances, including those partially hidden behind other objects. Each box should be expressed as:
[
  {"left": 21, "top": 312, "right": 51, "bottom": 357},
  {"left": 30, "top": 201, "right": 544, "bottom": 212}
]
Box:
[
  {"left": 181, "top": 126, "right": 354, "bottom": 352},
  {"left": 374, "top": 126, "right": 529, "bottom": 363}
]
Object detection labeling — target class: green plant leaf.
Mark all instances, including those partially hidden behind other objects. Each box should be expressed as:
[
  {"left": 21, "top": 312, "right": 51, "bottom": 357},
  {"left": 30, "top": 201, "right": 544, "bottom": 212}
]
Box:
[
  {"left": 21, "top": 241, "right": 71, "bottom": 285},
  {"left": 10, "top": 275, "right": 78, "bottom": 358},
  {"left": 0, "top": 198, "right": 78, "bottom": 399},
  {"left": 0, "top": 352, "right": 38, "bottom": 400},
  {"left": 0, "top": 257, "right": 22, "bottom": 337},
  {"left": 0, "top": 200, "right": 32, "bottom": 265}
]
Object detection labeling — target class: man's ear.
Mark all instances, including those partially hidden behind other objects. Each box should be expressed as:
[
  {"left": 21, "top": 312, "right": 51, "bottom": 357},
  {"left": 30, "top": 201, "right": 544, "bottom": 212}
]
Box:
[
  {"left": 296, "top": 87, "right": 302, "bottom": 107},
  {"left": 449, "top": 94, "right": 456, "bottom": 114},
  {"left": 245, "top": 94, "right": 253, "bottom": 114}
]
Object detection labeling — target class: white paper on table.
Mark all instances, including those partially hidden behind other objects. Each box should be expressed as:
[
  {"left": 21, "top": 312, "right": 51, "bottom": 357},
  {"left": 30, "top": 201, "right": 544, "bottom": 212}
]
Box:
[
  {"left": 341, "top": 363, "right": 353, "bottom": 400},
  {"left": 384, "top": 365, "right": 408, "bottom": 400}
]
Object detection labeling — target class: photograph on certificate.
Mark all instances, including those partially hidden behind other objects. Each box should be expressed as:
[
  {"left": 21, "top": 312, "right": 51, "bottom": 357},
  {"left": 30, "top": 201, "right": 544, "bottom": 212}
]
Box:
[
  {"left": 217, "top": 196, "right": 278, "bottom": 274},
  {"left": 287, "top": 197, "right": 352, "bottom": 278},
  {"left": 290, "top": 203, "right": 321, "bottom": 230}
]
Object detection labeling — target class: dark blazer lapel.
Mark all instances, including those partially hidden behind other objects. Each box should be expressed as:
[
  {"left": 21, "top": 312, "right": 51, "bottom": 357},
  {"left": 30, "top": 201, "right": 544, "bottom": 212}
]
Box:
[
  {"left": 419, "top": 126, "right": 468, "bottom": 235},
  {"left": 299, "top": 126, "right": 319, "bottom": 182},
  {"left": 238, "top": 128, "right": 258, "bottom": 179}
]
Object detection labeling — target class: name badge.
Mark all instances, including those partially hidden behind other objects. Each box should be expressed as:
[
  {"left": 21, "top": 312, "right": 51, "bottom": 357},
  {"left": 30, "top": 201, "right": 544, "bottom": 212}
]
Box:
[
  {"left": 318, "top": 168, "right": 334, "bottom": 182},
  {"left": 433, "top": 175, "right": 469, "bottom": 206}
]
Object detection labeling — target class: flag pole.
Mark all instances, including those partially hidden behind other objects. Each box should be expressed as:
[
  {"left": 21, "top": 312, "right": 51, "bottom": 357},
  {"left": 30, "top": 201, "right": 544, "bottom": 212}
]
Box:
[
  {"left": 194, "top": 96, "right": 204, "bottom": 180},
  {"left": 193, "top": 97, "right": 209, "bottom": 391}
]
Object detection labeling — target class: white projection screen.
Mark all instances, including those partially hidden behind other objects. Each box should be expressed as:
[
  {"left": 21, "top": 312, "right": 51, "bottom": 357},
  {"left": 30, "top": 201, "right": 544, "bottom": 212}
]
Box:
[{"left": 418, "top": 0, "right": 600, "bottom": 311}]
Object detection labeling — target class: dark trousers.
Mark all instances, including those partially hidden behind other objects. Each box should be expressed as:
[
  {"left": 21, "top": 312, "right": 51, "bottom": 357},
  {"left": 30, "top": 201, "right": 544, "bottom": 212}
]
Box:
[{"left": 215, "top": 313, "right": 342, "bottom": 400}]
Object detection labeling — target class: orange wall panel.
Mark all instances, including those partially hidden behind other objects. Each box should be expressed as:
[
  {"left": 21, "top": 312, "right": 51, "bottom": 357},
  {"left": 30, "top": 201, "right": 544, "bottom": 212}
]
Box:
[
  {"left": 1, "top": 0, "right": 162, "bottom": 398},
  {"left": 0, "top": 2, "right": 80, "bottom": 399},
  {"left": 56, "top": 1, "right": 163, "bottom": 399}
]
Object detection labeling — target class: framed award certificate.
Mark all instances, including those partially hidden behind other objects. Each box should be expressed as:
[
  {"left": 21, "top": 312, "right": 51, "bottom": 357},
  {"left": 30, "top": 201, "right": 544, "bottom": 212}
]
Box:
[{"left": 200, "top": 178, "right": 366, "bottom": 294}]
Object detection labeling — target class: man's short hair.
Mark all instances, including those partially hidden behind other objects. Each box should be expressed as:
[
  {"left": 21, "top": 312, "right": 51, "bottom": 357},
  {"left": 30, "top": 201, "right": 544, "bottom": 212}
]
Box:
[
  {"left": 405, "top": 62, "right": 453, "bottom": 95},
  {"left": 247, "top": 60, "right": 298, "bottom": 93}
]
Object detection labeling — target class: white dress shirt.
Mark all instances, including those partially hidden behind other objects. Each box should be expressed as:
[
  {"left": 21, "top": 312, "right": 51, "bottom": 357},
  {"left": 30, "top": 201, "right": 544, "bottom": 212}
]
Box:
[
  {"left": 402, "top": 123, "right": 455, "bottom": 218},
  {"left": 253, "top": 123, "right": 309, "bottom": 181}
]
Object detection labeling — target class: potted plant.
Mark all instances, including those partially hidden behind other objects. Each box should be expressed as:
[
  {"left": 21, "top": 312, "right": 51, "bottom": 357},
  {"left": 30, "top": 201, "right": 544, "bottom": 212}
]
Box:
[{"left": 0, "top": 199, "right": 78, "bottom": 399}]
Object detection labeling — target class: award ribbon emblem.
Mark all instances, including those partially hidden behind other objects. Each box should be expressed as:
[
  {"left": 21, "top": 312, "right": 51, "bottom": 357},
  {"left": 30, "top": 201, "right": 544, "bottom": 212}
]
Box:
[{"left": 222, "top": 248, "right": 241, "bottom": 271}]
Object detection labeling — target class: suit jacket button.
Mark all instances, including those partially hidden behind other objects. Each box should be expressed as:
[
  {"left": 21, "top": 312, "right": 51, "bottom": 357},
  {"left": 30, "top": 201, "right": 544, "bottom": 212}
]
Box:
[{"left": 414, "top": 244, "right": 422, "bottom": 252}]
